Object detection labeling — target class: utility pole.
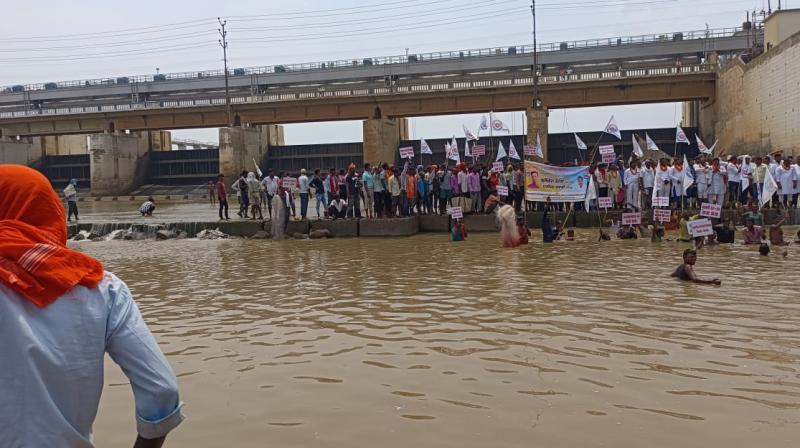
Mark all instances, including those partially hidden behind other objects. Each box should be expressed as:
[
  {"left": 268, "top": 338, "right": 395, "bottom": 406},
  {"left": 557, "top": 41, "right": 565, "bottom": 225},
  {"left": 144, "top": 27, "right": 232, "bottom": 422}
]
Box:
[
  {"left": 218, "top": 17, "right": 233, "bottom": 127},
  {"left": 531, "top": 0, "right": 539, "bottom": 108}
]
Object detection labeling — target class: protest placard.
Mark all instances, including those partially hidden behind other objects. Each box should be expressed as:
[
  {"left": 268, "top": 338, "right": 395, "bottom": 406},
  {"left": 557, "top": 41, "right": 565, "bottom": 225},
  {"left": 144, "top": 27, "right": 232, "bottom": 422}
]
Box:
[
  {"left": 598, "top": 197, "right": 613, "bottom": 209},
  {"left": 652, "top": 196, "right": 669, "bottom": 207},
  {"left": 523, "top": 145, "right": 537, "bottom": 156},
  {"left": 448, "top": 206, "right": 463, "bottom": 219},
  {"left": 599, "top": 144, "right": 615, "bottom": 155},
  {"left": 471, "top": 145, "right": 486, "bottom": 156},
  {"left": 399, "top": 146, "right": 414, "bottom": 159},
  {"left": 492, "top": 162, "right": 504, "bottom": 173},
  {"left": 653, "top": 208, "right": 672, "bottom": 223},
  {"left": 282, "top": 177, "right": 297, "bottom": 189},
  {"left": 700, "top": 203, "right": 722, "bottom": 218},
  {"left": 622, "top": 212, "right": 642, "bottom": 225},
  {"left": 602, "top": 153, "right": 616, "bottom": 163},
  {"left": 496, "top": 185, "right": 509, "bottom": 196},
  {"left": 687, "top": 218, "right": 714, "bottom": 237}
]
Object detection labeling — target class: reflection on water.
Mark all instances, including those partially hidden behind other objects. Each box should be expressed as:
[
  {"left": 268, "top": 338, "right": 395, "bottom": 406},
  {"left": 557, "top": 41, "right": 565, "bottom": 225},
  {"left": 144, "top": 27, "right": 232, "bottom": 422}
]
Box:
[{"left": 79, "top": 234, "right": 800, "bottom": 447}]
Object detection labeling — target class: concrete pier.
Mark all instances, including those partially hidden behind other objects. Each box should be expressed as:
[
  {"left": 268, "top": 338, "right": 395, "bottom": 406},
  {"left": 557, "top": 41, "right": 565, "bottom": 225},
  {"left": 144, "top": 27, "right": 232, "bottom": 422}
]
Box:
[
  {"left": 362, "top": 117, "right": 408, "bottom": 166},
  {"left": 89, "top": 132, "right": 151, "bottom": 196}
]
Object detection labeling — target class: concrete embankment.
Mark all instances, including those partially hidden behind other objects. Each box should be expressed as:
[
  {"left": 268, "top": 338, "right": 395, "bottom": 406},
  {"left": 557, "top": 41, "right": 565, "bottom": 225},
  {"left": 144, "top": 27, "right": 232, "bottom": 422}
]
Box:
[{"left": 66, "top": 209, "right": 799, "bottom": 239}]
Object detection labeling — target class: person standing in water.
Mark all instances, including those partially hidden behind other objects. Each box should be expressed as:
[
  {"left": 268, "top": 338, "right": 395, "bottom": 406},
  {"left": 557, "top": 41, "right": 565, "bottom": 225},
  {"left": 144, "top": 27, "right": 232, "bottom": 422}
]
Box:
[
  {"left": 671, "top": 249, "right": 721, "bottom": 285},
  {"left": 0, "top": 165, "right": 184, "bottom": 448},
  {"left": 63, "top": 178, "right": 79, "bottom": 222}
]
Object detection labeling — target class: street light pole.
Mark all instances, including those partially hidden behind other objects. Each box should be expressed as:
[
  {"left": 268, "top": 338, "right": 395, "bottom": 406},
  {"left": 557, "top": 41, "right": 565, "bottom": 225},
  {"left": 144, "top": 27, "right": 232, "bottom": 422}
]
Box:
[
  {"left": 531, "top": 0, "right": 539, "bottom": 107},
  {"left": 218, "top": 17, "right": 233, "bottom": 127}
]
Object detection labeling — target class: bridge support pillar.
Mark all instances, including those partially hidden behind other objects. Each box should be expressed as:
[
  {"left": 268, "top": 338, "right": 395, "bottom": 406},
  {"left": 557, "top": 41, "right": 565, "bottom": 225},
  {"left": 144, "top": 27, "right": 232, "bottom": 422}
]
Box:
[
  {"left": 89, "top": 132, "right": 151, "bottom": 196},
  {"left": 0, "top": 136, "right": 42, "bottom": 165},
  {"left": 363, "top": 117, "right": 408, "bottom": 166},
  {"left": 526, "top": 106, "right": 548, "bottom": 161},
  {"left": 219, "top": 125, "right": 282, "bottom": 179}
]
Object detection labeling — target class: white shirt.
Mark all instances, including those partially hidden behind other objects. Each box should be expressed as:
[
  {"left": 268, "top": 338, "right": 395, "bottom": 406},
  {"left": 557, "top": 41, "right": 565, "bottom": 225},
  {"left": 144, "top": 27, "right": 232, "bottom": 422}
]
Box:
[
  {"left": 774, "top": 165, "right": 797, "bottom": 195},
  {"left": 725, "top": 162, "right": 741, "bottom": 182},
  {"left": 330, "top": 199, "right": 346, "bottom": 212},
  {"left": 298, "top": 174, "right": 310, "bottom": 193},
  {"left": 261, "top": 176, "right": 278, "bottom": 195},
  {"left": 458, "top": 171, "right": 469, "bottom": 193},
  {"left": 0, "top": 273, "right": 183, "bottom": 447},
  {"left": 694, "top": 164, "right": 709, "bottom": 185},
  {"left": 641, "top": 167, "right": 655, "bottom": 189},
  {"left": 624, "top": 168, "right": 640, "bottom": 186}
]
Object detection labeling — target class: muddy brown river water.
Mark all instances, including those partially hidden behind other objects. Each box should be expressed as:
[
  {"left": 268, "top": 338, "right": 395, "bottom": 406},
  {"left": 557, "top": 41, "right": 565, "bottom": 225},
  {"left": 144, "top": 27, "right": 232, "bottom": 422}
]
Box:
[{"left": 76, "top": 233, "right": 800, "bottom": 447}]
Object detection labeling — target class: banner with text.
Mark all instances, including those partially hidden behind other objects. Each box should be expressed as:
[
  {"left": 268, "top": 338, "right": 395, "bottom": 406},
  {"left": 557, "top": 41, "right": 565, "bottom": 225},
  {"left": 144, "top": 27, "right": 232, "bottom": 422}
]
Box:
[
  {"left": 653, "top": 209, "right": 672, "bottom": 222},
  {"left": 622, "top": 212, "right": 642, "bottom": 225},
  {"left": 471, "top": 145, "right": 486, "bottom": 156},
  {"left": 688, "top": 218, "right": 714, "bottom": 237},
  {"left": 524, "top": 161, "right": 590, "bottom": 203},
  {"left": 399, "top": 146, "right": 414, "bottom": 159},
  {"left": 496, "top": 185, "right": 509, "bottom": 196}
]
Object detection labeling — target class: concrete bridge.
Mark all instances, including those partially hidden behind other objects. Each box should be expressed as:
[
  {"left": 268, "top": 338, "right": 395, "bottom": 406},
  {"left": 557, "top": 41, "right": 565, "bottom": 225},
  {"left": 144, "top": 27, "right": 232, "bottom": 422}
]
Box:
[{"left": 1, "top": 21, "right": 782, "bottom": 197}]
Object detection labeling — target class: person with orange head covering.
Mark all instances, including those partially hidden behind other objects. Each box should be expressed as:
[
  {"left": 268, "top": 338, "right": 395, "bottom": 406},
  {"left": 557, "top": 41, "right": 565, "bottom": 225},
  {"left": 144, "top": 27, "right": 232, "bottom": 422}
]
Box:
[{"left": 0, "top": 165, "right": 183, "bottom": 448}]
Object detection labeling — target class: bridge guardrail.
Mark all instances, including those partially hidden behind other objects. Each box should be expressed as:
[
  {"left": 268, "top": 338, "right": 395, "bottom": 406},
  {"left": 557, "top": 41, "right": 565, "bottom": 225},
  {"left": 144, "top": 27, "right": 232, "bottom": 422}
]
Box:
[
  {"left": 0, "top": 26, "right": 753, "bottom": 94},
  {"left": 0, "top": 64, "right": 713, "bottom": 120}
]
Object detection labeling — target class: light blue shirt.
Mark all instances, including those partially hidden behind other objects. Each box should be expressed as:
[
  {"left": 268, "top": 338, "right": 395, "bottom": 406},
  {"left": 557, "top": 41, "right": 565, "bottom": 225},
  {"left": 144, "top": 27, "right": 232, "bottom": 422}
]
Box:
[
  {"left": 0, "top": 272, "right": 184, "bottom": 448},
  {"left": 362, "top": 171, "right": 375, "bottom": 190}
]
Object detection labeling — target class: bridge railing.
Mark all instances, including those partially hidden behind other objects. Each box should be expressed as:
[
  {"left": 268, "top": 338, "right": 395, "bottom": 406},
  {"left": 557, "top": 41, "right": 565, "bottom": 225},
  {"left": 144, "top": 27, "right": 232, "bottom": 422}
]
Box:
[
  {"left": 0, "top": 63, "right": 713, "bottom": 120},
  {"left": 1, "top": 26, "right": 751, "bottom": 94}
]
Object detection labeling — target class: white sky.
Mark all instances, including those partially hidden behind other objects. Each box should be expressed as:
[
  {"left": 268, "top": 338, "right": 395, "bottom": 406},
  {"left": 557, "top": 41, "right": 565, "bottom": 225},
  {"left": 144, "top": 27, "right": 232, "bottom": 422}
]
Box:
[{"left": 0, "top": 0, "right": 770, "bottom": 144}]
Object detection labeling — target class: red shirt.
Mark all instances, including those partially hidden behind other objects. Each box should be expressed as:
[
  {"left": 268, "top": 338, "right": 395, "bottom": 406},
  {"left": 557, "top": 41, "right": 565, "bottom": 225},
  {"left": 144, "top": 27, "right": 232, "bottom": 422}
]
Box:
[{"left": 216, "top": 182, "right": 227, "bottom": 201}]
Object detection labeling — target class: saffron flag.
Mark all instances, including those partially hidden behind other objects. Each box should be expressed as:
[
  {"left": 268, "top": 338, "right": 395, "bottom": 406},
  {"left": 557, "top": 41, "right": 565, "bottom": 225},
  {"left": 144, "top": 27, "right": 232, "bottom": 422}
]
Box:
[
  {"left": 676, "top": 126, "right": 690, "bottom": 144},
  {"left": 645, "top": 133, "right": 660, "bottom": 152},
  {"left": 508, "top": 140, "right": 521, "bottom": 160},
  {"left": 632, "top": 134, "right": 644, "bottom": 158},
  {"left": 463, "top": 125, "right": 478, "bottom": 142},
  {"left": 760, "top": 164, "right": 778, "bottom": 209},
  {"left": 496, "top": 141, "right": 508, "bottom": 161},
  {"left": 420, "top": 138, "right": 432, "bottom": 155},
  {"left": 575, "top": 133, "right": 587, "bottom": 151},
  {"left": 604, "top": 115, "right": 622, "bottom": 140}
]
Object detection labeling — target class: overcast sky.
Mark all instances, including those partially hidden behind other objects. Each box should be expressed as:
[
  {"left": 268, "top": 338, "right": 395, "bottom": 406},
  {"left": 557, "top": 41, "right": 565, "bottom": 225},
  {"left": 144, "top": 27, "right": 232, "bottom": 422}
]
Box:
[{"left": 0, "top": 0, "right": 770, "bottom": 144}]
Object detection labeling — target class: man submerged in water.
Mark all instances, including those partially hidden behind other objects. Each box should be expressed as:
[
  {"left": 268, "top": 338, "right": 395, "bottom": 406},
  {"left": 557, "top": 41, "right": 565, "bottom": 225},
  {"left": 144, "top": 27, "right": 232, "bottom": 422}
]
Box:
[{"left": 671, "top": 249, "right": 721, "bottom": 285}]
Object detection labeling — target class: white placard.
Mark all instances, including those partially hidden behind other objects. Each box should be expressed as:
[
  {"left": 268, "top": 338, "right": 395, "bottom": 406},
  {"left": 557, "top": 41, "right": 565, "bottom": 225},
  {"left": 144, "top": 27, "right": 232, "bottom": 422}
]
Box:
[
  {"left": 599, "top": 144, "right": 615, "bottom": 155},
  {"left": 282, "top": 177, "right": 297, "bottom": 189},
  {"left": 598, "top": 197, "right": 613, "bottom": 209},
  {"left": 602, "top": 153, "right": 616, "bottom": 163},
  {"left": 622, "top": 212, "right": 642, "bottom": 225},
  {"left": 653, "top": 209, "right": 672, "bottom": 223},
  {"left": 652, "top": 196, "right": 669, "bottom": 207},
  {"left": 471, "top": 145, "right": 486, "bottom": 156},
  {"left": 448, "top": 206, "right": 463, "bottom": 220},
  {"left": 399, "top": 146, "right": 414, "bottom": 159},
  {"left": 492, "top": 162, "right": 504, "bottom": 173},
  {"left": 496, "top": 185, "right": 509, "bottom": 196},
  {"left": 523, "top": 145, "right": 537, "bottom": 156},
  {"left": 700, "top": 203, "right": 722, "bottom": 219},
  {"left": 687, "top": 218, "right": 714, "bottom": 237}
]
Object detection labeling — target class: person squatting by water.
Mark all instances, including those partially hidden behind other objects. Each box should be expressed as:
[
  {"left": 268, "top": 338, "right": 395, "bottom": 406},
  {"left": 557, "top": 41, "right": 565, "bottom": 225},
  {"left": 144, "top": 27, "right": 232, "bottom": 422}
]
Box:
[
  {"left": 0, "top": 165, "right": 184, "bottom": 448},
  {"left": 139, "top": 197, "right": 156, "bottom": 217}
]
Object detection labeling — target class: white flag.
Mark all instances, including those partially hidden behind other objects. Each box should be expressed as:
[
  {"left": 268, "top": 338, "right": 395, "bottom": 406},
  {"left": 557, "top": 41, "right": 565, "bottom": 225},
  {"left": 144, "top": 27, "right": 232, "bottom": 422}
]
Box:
[
  {"left": 604, "top": 115, "right": 621, "bottom": 140},
  {"left": 645, "top": 133, "right": 660, "bottom": 152},
  {"left": 632, "top": 134, "right": 644, "bottom": 158},
  {"left": 479, "top": 115, "right": 489, "bottom": 132},
  {"left": 696, "top": 135, "right": 711, "bottom": 154},
  {"left": 463, "top": 124, "right": 478, "bottom": 142},
  {"left": 420, "top": 138, "right": 432, "bottom": 155},
  {"left": 508, "top": 140, "right": 521, "bottom": 160},
  {"left": 682, "top": 154, "right": 694, "bottom": 194},
  {"left": 489, "top": 112, "right": 510, "bottom": 134},
  {"left": 584, "top": 174, "right": 597, "bottom": 212},
  {"left": 534, "top": 133, "right": 544, "bottom": 158},
  {"left": 760, "top": 164, "right": 778, "bottom": 209},
  {"left": 495, "top": 141, "right": 508, "bottom": 161},
  {"left": 708, "top": 139, "right": 719, "bottom": 154},
  {"left": 575, "top": 133, "right": 587, "bottom": 151},
  {"left": 675, "top": 126, "right": 690, "bottom": 144},
  {"left": 464, "top": 141, "right": 472, "bottom": 157},
  {"left": 447, "top": 140, "right": 460, "bottom": 162}
]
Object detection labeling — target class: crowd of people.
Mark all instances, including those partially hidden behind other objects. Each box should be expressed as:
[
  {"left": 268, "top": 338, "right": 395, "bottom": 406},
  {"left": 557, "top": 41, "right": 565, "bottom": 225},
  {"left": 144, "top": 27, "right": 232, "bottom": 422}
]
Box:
[{"left": 208, "top": 151, "right": 800, "bottom": 224}]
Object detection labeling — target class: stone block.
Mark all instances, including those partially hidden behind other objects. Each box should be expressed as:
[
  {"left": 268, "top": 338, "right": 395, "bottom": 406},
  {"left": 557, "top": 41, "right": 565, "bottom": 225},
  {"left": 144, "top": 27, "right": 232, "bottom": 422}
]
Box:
[
  {"left": 463, "top": 214, "right": 499, "bottom": 232},
  {"left": 310, "top": 218, "right": 357, "bottom": 237},
  {"left": 359, "top": 217, "right": 419, "bottom": 237},
  {"left": 215, "top": 220, "right": 263, "bottom": 237},
  {"left": 418, "top": 214, "right": 450, "bottom": 233},
  {"left": 287, "top": 219, "right": 311, "bottom": 235}
]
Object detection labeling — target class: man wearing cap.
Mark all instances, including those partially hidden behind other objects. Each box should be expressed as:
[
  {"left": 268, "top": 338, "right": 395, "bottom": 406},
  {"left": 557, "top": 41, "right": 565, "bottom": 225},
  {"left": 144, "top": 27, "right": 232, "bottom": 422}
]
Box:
[{"left": 298, "top": 168, "right": 310, "bottom": 220}]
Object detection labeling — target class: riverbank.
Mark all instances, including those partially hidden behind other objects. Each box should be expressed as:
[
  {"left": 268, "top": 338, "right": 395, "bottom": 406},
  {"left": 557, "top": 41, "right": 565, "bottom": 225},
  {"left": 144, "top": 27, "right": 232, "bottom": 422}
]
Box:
[{"left": 67, "top": 208, "right": 800, "bottom": 239}]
